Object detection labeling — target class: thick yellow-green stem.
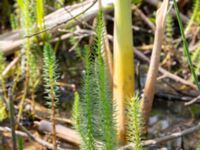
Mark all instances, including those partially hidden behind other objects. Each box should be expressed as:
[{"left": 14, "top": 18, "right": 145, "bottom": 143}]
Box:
[
  {"left": 36, "top": 0, "right": 44, "bottom": 32},
  {"left": 113, "top": 0, "right": 134, "bottom": 143}
]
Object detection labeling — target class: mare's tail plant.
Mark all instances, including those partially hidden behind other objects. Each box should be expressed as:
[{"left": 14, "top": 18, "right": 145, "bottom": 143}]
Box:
[
  {"left": 28, "top": 0, "right": 46, "bottom": 116},
  {"left": 192, "top": 43, "right": 200, "bottom": 77},
  {"left": 162, "top": 13, "right": 174, "bottom": 69},
  {"left": 94, "top": 10, "right": 116, "bottom": 149},
  {"left": 16, "top": 0, "right": 40, "bottom": 121},
  {"left": 127, "top": 95, "right": 143, "bottom": 150},
  {"left": 75, "top": 46, "right": 96, "bottom": 150},
  {"left": 189, "top": 0, "right": 200, "bottom": 78},
  {"left": 72, "top": 91, "right": 81, "bottom": 132},
  {"left": 166, "top": 13, "right": 173, "bottom": 42},
  {"left": 72, "top": 11, "right": 116, "bottom": 150},
  {"left": 185, "top": 0, "right": 200, "bottom": 35},
  {"left": 10, "top": 13, "right": 19, "bottom": 30},
  {"left": 43, "top": 42, "right": 59, "bottom": 150},
  {"left": 16, "top": 0, "right": 46, "bottom": 119},
  {"left": 36, "top": 2, "right": 59, "bottom": 149}
]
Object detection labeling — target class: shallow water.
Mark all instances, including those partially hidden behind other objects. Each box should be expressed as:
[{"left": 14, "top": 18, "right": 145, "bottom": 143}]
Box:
[{"left": 148, "top": 98, "right": 200, "bottom": 150}]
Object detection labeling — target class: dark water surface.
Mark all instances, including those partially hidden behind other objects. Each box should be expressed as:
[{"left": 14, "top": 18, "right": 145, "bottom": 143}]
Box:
[{"left": 148, "top": 98, "right": 200, "bottom": 150}]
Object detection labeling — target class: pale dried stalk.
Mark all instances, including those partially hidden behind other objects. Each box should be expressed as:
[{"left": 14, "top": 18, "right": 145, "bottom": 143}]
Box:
[{"left": 140, "top": 0, "right": 169, "bottom": 134}]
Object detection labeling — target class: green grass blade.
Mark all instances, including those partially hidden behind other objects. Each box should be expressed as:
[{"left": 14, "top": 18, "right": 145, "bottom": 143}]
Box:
[{"left": 173, "top": 0, "right": 200, "bottom": 92}]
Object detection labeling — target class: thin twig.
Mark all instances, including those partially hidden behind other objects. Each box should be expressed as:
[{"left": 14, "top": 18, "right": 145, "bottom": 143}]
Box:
[
  {"left": 0, "top": 0, "right": 114, "bottom": 56},
  {"left": 120, "top": 122, "right": 200, "bottom": 150},
  {"left": 2, "top": 55, "right": 21, "bottom": 77},
  {"left": 184, "top": 95, "right": 200, "bottom": 106},
  {"left": 0, "top": 126, "right": 67, "bottom": 150},
  {"left": 132, "top": 5, "right": 155, "bottom": 31},
  {"left": 25, "top": 0, "right": 98, "bottom": 38},
  {"left": 134, "top": 48, "right": 197, "bottom": 90},
  {"left": 55, "top": 0, "right": 93, "bottom": 29}
]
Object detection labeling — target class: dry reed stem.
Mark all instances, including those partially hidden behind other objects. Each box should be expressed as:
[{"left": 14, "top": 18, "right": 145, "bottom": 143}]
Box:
[{"left": 140, "top": 0, "right": 169, "bottom": 134}]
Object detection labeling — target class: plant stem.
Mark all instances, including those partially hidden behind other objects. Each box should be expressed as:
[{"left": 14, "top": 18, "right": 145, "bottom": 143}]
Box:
[
  {"left": 17, "top": 68, "right": 29, "bottom": 126},
  {"left": 8, "top": 88, "right": 17, "bottom": 150},
  {"left": 173, "top": 0, "right": 200, "bottom": 92},
  {"left": 50, "top": 85, "right": 57, "bottom": 150},
  {"left": 140, "top": 0, "right": 169, "bottom": 134},
  {"left": 113, "top": 0, "right": 134, "bottom": 143}
]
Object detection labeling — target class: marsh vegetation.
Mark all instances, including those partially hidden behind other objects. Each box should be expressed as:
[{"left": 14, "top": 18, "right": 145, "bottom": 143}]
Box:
[{"left": 1, "top": 0, "right": 200, "bottom": 150}]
